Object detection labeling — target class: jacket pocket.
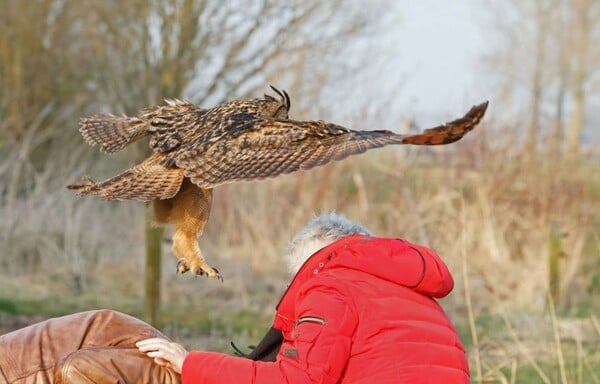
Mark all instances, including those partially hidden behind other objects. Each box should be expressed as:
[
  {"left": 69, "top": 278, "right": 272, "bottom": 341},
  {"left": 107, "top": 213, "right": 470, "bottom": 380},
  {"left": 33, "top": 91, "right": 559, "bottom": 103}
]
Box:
[
  {"left": 293, "top": 316, "right": 327, "bottom": 341},
  {"left": 281, "top": 316, "right": 327, "bottom": 366}
]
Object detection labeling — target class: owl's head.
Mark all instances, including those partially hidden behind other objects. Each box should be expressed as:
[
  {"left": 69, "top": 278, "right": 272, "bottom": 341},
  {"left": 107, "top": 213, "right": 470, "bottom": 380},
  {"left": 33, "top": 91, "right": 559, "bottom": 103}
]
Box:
[
  {"left": 209, "top": 86, "right": 291, "bottom": 121},
  {"left": 262, "top": 85, "right": 290, "bottom": 119}
]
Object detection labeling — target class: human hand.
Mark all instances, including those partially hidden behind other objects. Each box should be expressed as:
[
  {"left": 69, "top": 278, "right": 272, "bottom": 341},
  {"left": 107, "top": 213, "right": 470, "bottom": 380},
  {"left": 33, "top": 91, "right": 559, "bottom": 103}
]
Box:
[{"left": 136, "top": 338, "right": 189, "bottom": 374}]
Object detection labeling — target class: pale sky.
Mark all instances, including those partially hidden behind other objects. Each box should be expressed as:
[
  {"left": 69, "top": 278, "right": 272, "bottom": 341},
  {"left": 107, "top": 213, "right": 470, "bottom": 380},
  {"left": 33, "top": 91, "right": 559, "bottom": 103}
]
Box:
[
  {"left": 388, "top": 0, "right": 489, "bottom": 121},
  {"left": 310, "top": 0, "right": 493, "bottom": 132},
  {"left": 389, "top": 1, "right": 597, "bottom": 143}
]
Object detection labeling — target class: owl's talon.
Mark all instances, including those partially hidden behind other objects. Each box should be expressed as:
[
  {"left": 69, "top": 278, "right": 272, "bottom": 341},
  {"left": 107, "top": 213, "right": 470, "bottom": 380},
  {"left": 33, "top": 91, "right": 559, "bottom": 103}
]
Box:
[
  {"left": 178, "top": 259, "right": 222, "bottom": 280},
  {"left": 212, "top": 267, "right": 223, "bottom": 282},
  {"left": 177, "top": 259, "right": 191, "bottom": 274},
  {"left": 189, "top": 264, "right": 221, "bottom": 280}
]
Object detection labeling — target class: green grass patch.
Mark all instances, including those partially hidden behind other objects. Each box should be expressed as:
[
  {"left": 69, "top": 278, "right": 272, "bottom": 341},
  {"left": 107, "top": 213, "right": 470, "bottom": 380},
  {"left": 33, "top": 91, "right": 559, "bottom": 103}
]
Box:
[
  {"left": 0, "top": 296, "right": 79, "bottom": 317},
  {"left": 159, "top": 305, "right": 271, "bottom": 336},
  {"left": 455, "top": 313, "right": 506, "bottom": 348},
  {"left": 497, "top": 352, "right": 600, "bottom": 384},
  {"left": 0, "top": 293, "right": 144, "bottom": 318},
  {"left": 0, "top": 298, "right": 18, "bottom": 314}
]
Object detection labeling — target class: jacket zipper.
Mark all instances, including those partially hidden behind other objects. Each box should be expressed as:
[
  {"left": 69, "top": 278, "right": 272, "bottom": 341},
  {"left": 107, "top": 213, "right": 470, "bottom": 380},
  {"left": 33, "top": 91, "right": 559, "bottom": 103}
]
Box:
[{"left": 294, "top": 316, "right": 327, "bottom": 327}]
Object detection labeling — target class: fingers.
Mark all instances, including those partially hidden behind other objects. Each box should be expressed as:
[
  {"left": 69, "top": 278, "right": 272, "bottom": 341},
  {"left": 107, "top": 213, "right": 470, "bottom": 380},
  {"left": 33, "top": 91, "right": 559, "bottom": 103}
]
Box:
[
  {"left": 136, "top": 338, "right": 189, "bottom": 374},
  {"left": 136, "top": 338, "right": 172, "bottom": 350}
]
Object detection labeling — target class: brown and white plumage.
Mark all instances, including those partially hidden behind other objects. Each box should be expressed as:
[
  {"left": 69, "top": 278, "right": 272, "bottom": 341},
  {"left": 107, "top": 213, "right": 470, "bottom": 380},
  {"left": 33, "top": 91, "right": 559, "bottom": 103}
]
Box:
[{"left": 68, "top": 86, "right": 488, "bottom": 279}]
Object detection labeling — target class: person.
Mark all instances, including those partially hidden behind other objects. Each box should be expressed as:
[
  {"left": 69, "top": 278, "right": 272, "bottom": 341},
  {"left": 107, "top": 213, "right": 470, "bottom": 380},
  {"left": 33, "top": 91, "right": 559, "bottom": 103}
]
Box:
[
  {"left": 0, "top": 213, "right": 469, "bottom": 383},
  {"left": 0, "top": 309, "right": 182, "bottom": 384}
]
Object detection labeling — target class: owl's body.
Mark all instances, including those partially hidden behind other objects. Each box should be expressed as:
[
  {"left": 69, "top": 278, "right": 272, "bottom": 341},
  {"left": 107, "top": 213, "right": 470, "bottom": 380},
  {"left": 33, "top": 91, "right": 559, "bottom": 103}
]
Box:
[{"left": 69, "top": 87, "right": 488, "bottom": 279}]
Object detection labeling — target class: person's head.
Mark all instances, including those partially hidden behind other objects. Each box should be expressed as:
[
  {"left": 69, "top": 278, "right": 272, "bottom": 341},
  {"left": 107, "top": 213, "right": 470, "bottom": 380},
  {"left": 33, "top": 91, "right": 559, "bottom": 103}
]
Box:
[{"left": 284, "top": 212, "right": 372, "bottom": 274}]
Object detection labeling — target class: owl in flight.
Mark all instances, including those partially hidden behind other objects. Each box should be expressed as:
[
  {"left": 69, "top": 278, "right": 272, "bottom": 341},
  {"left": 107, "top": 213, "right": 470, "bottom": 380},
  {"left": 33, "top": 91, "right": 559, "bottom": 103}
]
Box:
[{"left": 68, "top": 86, "right": 488, "bottom": 280}]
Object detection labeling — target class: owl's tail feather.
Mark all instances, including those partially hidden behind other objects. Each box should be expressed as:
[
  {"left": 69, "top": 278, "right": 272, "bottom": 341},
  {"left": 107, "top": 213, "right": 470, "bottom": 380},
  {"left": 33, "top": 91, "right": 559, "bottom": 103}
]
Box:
[{"left": 79, "top": 114, "right": 147, "bottom": 154}]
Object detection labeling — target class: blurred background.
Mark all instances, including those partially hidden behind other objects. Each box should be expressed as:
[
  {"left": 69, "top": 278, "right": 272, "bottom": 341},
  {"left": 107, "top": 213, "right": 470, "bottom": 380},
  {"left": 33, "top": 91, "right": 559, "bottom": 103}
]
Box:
[{"left": 0, "top": 0, "right": 598, "bottom": 382}]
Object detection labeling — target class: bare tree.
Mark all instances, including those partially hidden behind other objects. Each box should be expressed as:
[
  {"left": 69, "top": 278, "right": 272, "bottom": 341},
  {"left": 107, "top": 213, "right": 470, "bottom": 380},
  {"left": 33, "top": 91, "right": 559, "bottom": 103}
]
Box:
[
  {"left": 565, "top": 0, "right": 599, "bottom": 156},
  {"left": 479, "top": 0, "right": 599, "bottom": 156},
  {"left": 548, "top": 0, "right": 570, "bottom": 156},
  {"left": 0, "top": 1, "right": 96, "bottom": 148},
  {"left": 526, "top": 0, "right": 552, "bottom": 153},
  {"left": 0, "top": 0, "right": 393, "bottom": 324},
  {"left": 80, "top": 0, "right": 378, "bottom": 325}
]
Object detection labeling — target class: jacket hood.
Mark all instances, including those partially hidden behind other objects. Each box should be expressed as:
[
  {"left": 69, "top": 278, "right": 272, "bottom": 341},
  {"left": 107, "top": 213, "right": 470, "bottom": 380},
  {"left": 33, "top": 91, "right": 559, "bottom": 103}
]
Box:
[{"left": 275, "top": 235, "right": 454, "bottom": 327}]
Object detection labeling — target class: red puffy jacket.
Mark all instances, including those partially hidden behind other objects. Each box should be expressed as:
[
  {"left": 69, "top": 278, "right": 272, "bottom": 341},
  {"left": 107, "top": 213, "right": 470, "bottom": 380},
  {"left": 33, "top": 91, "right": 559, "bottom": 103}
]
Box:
[{"left": 182, "top": 235, "right": 469, "bottom": 383}]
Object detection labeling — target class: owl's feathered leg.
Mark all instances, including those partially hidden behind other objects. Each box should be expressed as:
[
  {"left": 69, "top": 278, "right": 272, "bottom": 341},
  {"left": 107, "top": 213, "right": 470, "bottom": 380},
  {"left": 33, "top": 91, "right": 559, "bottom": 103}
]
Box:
[
  {"left": 154, "top": 180, "right": 220, "bottom": 280},
  {"left": 172, "top": 227, "right": 221, "bottom": 279}
]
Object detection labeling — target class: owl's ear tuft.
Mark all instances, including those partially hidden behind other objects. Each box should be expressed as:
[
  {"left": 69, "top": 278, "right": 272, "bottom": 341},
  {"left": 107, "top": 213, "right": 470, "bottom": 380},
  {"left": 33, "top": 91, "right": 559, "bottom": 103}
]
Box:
[{"left": 283, "top": 89, "right": 291, "bottom": 112}]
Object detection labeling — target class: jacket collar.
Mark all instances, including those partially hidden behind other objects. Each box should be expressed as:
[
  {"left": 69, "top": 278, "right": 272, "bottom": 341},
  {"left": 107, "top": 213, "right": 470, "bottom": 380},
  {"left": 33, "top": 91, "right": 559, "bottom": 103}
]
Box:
[{"left": 273, "top": 235, "right": 369, "bottom": 329}]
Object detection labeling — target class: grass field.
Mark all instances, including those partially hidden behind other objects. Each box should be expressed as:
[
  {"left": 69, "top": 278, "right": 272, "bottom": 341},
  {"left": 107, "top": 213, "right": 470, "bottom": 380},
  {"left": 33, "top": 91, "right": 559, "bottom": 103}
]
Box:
[{"left": 1, "top": 136, "right": 599, "bottom": 383}]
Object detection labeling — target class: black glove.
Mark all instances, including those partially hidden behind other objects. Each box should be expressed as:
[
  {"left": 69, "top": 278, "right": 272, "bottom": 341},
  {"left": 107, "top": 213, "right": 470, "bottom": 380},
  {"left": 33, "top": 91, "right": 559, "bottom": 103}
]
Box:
[{"left": 230, "top": 326, "right": 283, "bottom": 362}]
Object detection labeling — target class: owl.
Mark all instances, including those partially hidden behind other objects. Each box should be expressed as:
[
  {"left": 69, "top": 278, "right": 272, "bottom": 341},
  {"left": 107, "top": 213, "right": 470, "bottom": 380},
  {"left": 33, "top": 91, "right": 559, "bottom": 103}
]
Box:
[{"left": 68, "top": 86, "right": 488, "bottom": 280}]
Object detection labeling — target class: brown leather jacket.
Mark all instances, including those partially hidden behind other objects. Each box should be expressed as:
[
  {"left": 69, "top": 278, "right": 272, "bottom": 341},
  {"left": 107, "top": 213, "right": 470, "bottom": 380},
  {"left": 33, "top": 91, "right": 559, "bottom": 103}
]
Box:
[{"left": 0, "top": 310, "right": 180, "bottom": 384}]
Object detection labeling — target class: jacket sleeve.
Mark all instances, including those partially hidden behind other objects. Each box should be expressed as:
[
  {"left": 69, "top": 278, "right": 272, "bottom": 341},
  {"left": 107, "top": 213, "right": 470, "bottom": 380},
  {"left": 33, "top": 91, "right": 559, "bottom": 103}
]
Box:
[{"left": 181, "top": 276, "right": 357, "bottom": 384}]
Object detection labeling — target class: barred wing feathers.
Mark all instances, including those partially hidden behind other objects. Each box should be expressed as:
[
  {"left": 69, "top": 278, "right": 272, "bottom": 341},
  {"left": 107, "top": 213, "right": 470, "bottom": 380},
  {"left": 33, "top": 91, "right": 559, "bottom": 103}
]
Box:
[
  {"left": 143, "top": 99, "right": 207, "bottom": 153},
  {"left": 78, "top": 99, "right": 206, "bottom": 154},
  {"left": 67, "top": 154, "right": 184, "bottom": 201},
  {"left": 402, "top": 101, "right": 488, "bottom": 145},
  {"left": 79, "top": 114, "right": 147, "bottom": 154},
  {"left": 174, "top": 101, "right": 488, "bottom": 188}
]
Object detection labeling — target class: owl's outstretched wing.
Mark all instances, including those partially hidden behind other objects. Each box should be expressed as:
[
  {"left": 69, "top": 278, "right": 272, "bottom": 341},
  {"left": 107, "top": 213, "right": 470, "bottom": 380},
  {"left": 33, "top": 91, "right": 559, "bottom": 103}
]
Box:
[
  {"left": 401, "top": 101, "right": 488, "bottom": 145},
  {"left": 67, "top": 154, "right": 184, "bottom": 201},
  {"left": 78, "top": 114, "right": 147, "bottom": 154},
  {"left": 142, "top": 99, "right": 207, "bottom": 153},
  {"left": 77, "top": 99, "right": 206, "bottom": 154},
  {"left": 174, "top": 101, "right": 488, "bottom": 188}
]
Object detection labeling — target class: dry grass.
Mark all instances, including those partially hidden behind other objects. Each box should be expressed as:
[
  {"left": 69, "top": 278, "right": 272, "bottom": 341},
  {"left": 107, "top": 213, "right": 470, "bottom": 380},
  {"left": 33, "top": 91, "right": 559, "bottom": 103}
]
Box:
[{"left": 0, "top": 124, "right": 599, "bottom": 382}]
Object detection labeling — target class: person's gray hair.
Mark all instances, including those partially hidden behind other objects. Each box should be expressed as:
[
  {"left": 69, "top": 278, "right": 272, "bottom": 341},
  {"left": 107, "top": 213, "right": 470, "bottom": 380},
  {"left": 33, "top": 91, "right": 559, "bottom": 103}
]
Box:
[{"left": 284, "top": 212, "right": 372, "bottom": 274}]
